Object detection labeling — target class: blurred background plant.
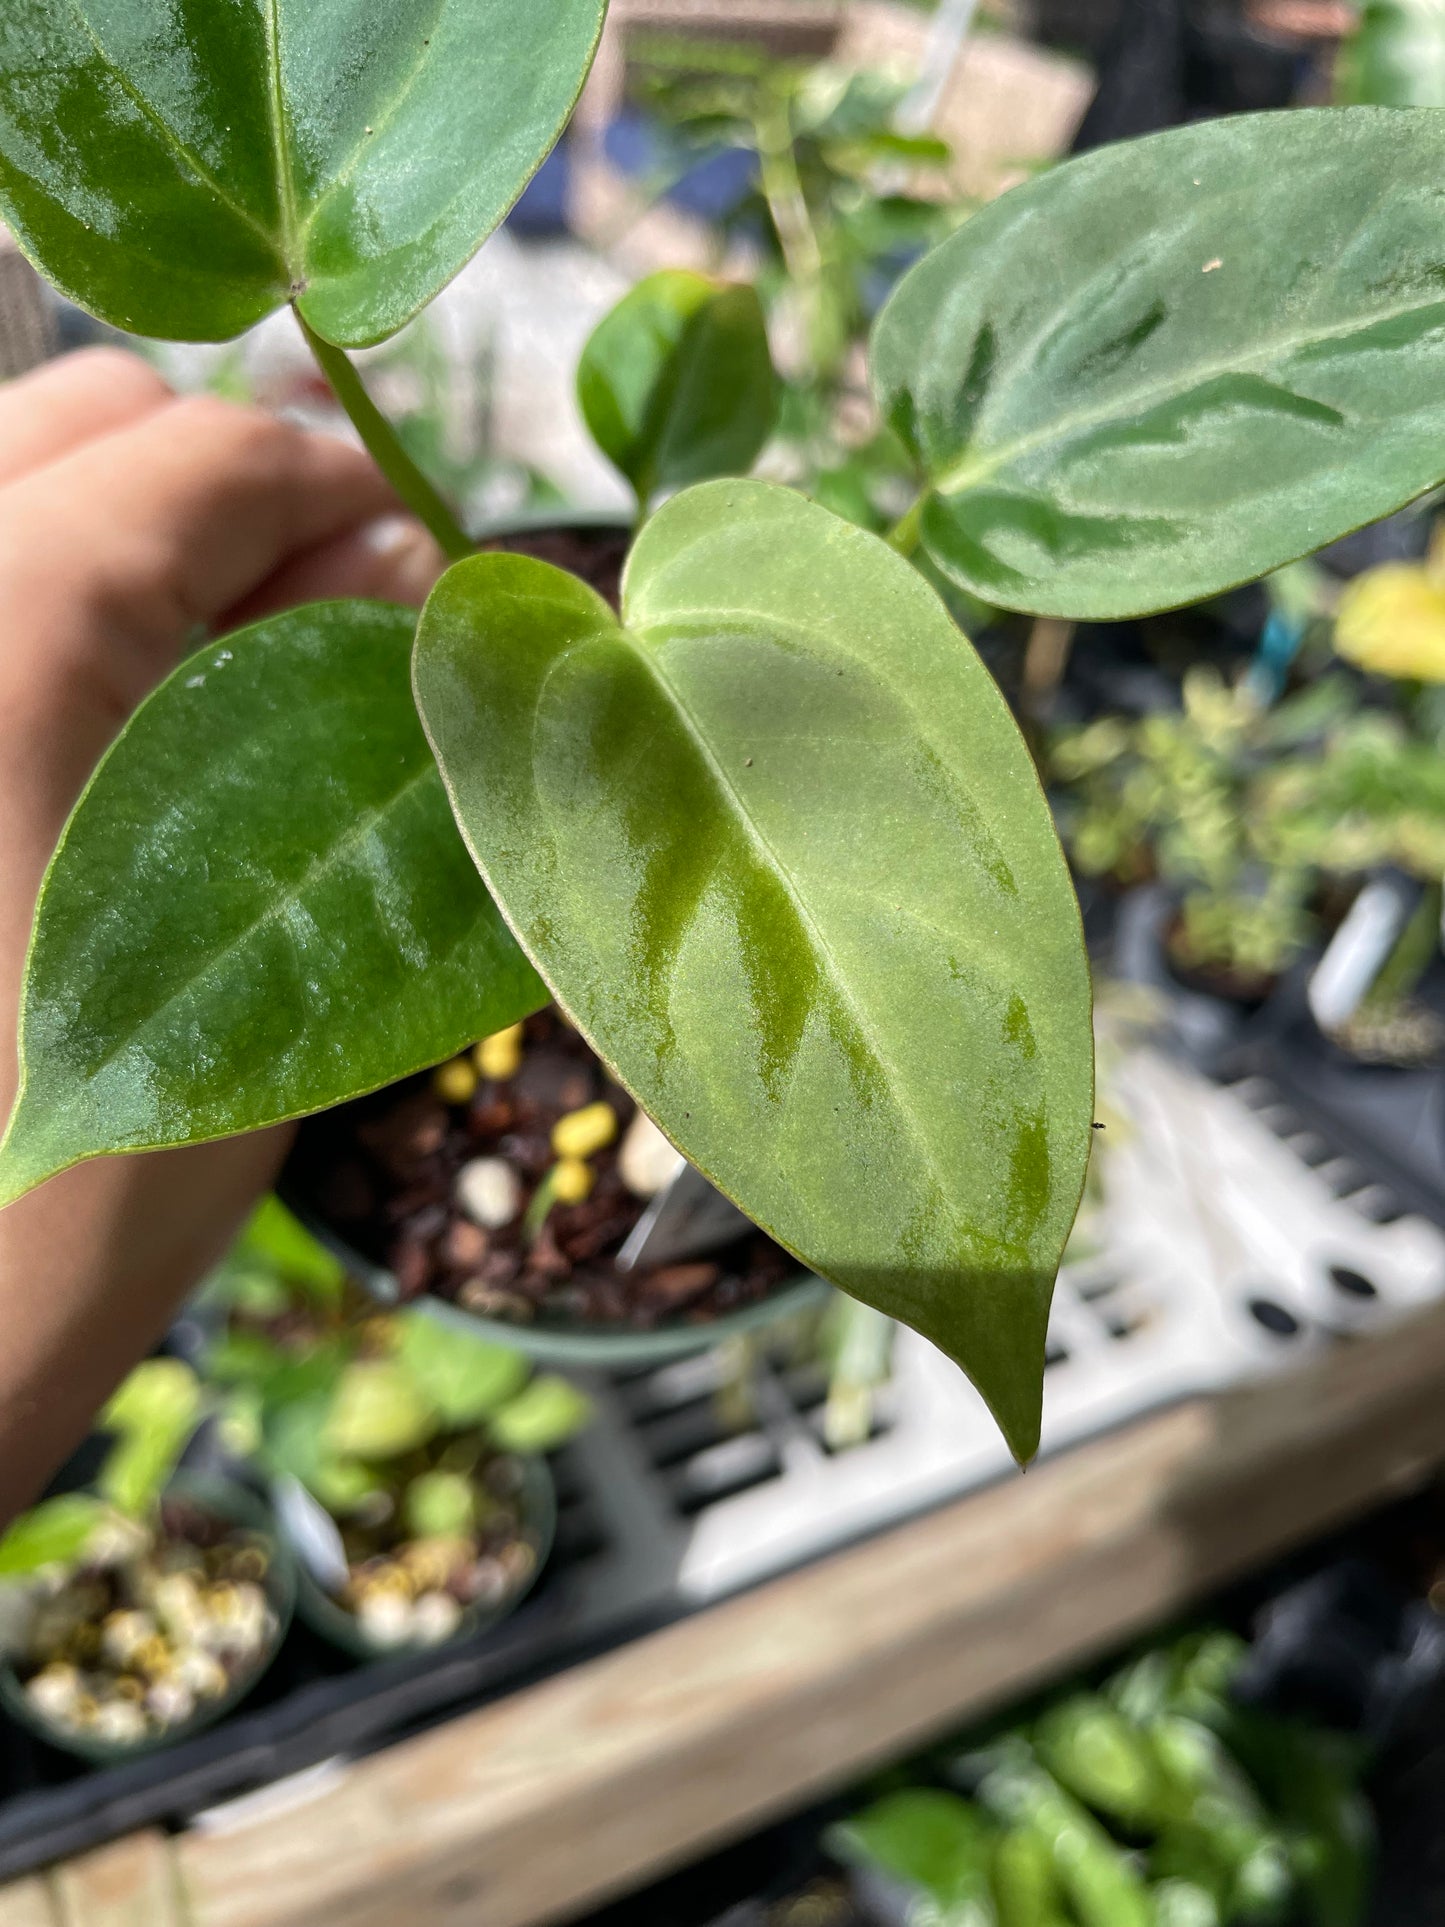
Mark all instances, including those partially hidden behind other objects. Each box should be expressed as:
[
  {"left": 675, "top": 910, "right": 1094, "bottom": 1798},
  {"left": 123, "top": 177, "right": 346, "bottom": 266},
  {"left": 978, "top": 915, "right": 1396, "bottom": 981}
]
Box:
[
  {"left": 627, "top": 32, "right": 968, "bottom": 529},
  {"left": 828, "top": 1628, "right": 1372, "bottom": 1927},
  {"left": 200, "top": 1200, "right": 590, "bottom": 1651}
]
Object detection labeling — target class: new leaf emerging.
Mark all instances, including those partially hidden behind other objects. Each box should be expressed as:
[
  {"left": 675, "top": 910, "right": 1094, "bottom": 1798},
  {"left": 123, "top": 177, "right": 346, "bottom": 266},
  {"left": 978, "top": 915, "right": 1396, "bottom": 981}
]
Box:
[{"left": 578, "top": 270, "right": 780, "bottom": 508}]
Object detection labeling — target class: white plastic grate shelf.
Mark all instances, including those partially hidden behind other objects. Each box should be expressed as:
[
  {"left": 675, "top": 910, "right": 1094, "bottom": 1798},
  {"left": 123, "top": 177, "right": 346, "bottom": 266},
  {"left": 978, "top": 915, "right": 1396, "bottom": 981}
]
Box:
[{"left": 554, "top": 1042, "right": 1445, "bottom": 1636}]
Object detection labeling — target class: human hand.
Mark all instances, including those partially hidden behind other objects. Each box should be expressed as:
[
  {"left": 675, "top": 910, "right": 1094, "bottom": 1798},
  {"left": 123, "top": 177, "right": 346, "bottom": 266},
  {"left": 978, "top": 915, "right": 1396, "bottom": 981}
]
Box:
[{"left": 0, "top": 347, "right": 447, "bottom": 1519}]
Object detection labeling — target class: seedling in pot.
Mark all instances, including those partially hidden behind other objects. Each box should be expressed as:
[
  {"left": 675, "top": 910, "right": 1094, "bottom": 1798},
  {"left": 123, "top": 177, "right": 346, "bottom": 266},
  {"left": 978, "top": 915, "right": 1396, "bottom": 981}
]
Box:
[
  {"left": 4, "top": 4, "right": 1445, "bottom": 1457},
  {"left": 203, "top": 1205, "right": 588, "bottom": 1653},
  {"left": 1050, "top": 672, "right": 1320, "bottom": 1002},
  {"left": 0, "top": 1361, "right": 290, "bottom": 1756}
]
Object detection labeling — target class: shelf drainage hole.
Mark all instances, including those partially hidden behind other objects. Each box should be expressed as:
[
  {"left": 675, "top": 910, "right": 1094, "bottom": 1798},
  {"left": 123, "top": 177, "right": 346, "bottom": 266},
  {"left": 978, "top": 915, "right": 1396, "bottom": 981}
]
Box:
[
  {"left": 1248, "top": 1296, "right": 1302, "bottom": 1338},
  {"left": 1327, "top": 1264, "right": 1379, "bottom": 1300}
]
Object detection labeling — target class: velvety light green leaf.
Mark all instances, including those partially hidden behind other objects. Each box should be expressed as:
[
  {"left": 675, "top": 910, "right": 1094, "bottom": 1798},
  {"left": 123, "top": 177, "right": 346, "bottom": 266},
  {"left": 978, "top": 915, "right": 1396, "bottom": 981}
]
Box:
[
  {"left": 99, "top": 1359, "right": 202, "bottom": 1518},
  {"left": 872, "top": 108, "right": 1445, "bottom": 620},
  {"left": 414, "top": 480, "right": 1093, "bottom": 1460},
  {"left": 0, "top": 602, "right": 545, "bottom": 1208},
  {"left": 1337, "top": 0, "right": 1445, "bottom": 105},
  {"left": 395, "top": 1309, "right": 530, "bottom": 1428},
  {"left": 489, "top": 1375, "right": 593, "bottom": 1454},
  {"left": 578, "top": 270, "right": 778, "bottom": 505},
  {"left": 0, "top": 0, "right": 608, "bottom": 345}
]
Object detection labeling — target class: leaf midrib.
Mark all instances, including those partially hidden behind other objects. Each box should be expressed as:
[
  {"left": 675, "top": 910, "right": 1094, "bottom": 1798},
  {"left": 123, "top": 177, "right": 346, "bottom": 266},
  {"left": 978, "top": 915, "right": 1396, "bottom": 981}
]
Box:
[
  {"left": 931, "top": 285, "right": 1445, "bottom": 498},
  {"left": 623, "top": 614, "right": 958, "bottom": 1217},
  {"left": 30, "top": 761, "right": 439, "bottom": 1090},
  {"left": 67, "top": 0, "right": 286, "bottom": 268},
  {"left": 262, "top": 0, "right": 299, "bottom": 267}
]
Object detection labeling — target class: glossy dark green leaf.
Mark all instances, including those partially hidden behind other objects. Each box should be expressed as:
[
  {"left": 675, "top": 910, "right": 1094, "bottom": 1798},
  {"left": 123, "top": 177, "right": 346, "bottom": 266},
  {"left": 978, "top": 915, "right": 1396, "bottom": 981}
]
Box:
[
  {"left": 872, "top": 108, "right": 1445, "bottom": 619},
  {"left": 0, "top": 0, "right": 608, "bottom": 346},
  {"left": 414, "top": 480, "right": 1093, "bottom": 1459},
  {"left": 578, "top": 271, "right": 779, "bottom": 506},
  {"left": 1337, "top": 0, "right": 1445, "bottom": 105},
  {"left": 0, "top": 601, "right": 545, "bottom": 1208}
]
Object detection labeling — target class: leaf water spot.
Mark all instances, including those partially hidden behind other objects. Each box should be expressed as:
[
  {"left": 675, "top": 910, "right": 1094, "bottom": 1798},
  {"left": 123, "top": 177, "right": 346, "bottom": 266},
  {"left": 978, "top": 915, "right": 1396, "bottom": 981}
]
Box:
[
  {"left": 724, "top": 859, "right": 818, "bottom": 1108},
  {"left": 1004, "top": 1106, "right": 1052, "bottom": 1245},
  {"left": 184, "top": 674, "right": 206, "bottom": 689},
  {"left": 1201, "top": 258, "right": 1222, "bottom": 274},
  {"left": 1002, "top": 992, "right": 1037, "bottom": 1064}
]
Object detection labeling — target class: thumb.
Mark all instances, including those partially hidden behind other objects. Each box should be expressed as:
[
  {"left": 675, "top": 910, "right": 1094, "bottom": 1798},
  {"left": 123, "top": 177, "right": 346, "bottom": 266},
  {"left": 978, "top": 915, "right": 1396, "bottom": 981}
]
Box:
[{"left": 223, "top": 515, "right": 450, "bottom": 627}]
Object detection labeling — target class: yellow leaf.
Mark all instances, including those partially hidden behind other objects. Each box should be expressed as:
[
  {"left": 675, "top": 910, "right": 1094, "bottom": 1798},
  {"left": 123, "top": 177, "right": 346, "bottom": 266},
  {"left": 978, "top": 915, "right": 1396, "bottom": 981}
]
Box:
[{"left": 1334, "top": 562, "right": 1445, "bottom": 681}]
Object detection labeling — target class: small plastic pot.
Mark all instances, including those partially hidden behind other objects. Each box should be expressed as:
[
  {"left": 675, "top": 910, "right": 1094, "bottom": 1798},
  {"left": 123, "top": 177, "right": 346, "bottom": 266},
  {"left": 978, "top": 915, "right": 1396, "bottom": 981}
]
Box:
[
  {"left": 287, "top": 1453, "right": 556, "bottom": 1663},
  {"left": 0, "top": 1472, "right": 296, "bottom": 1764}
]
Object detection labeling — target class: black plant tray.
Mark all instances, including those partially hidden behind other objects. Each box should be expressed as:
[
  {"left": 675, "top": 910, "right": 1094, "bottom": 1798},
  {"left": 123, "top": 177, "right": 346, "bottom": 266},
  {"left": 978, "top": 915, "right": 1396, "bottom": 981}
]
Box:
[
  {"left": 0, "top": 1451, "right": 628, "bottom": 1884},
  {"left": 1243, "top": 972, "right": 1445, "bottom": 1237}
]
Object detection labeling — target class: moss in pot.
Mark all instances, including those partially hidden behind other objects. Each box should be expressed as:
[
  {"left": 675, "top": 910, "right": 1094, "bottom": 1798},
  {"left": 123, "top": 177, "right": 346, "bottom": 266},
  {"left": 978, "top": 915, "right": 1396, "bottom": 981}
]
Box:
[
  {"left": 202, "top": 1212, "right": 586, "bottom": 1656},
  {"left": 0, "top": 1362, "right": 293, "bottom": 1759},
  {"left": 283, "top": 1006, "right": 827, "bottom": 1365}
]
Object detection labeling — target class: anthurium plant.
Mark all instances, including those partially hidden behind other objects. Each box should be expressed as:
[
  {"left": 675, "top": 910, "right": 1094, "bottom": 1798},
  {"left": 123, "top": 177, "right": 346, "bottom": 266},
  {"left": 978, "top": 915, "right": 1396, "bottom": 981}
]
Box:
[{"left": 2, "top": 5, "right": 1444, "bottom": 1459}]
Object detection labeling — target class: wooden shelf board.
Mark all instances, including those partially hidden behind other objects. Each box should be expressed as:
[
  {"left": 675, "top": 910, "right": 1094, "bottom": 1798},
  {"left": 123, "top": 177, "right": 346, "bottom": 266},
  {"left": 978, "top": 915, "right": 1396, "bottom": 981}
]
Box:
[{"left": 9, "top": 1302, "right": 1445, "bottom": 1927}]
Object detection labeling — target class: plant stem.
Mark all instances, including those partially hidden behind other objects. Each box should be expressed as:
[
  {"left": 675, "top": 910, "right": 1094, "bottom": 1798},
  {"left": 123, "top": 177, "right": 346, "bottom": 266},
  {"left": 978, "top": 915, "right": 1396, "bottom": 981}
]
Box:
[
  {"left": 754, "top": 102, "right": 833, "bottom": 384},
  {"left": 886, "top": 492, "right": 926, "bottom": 556},
  {"left": 297, "top": 313, "right": 474, "bottom": 563}
]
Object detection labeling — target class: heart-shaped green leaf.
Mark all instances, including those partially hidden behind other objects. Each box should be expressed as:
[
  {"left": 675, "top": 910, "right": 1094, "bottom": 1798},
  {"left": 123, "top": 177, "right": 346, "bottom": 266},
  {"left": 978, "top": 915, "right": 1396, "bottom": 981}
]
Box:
[
  {"left": 578, "top": 271, "right": 779, "bottom": 507},
  {"left": 873, "top": 107, "right": 1445, "bottom": 619},
  {"left": 414, "top": 480, "right": 1093, "bottom": 1459},
  {"left": 0, "top": 601, "right": 545, "bottom": 1208},
  {"left": 0, "top": 0, "right": 607, "bottom": 346}
]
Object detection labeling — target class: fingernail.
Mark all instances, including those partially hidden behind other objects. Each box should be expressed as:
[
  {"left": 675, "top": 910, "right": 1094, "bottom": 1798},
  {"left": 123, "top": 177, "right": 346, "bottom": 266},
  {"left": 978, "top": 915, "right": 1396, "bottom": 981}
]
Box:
[{"left": 361, "top": 515, "right": 449, "bottom": 606}]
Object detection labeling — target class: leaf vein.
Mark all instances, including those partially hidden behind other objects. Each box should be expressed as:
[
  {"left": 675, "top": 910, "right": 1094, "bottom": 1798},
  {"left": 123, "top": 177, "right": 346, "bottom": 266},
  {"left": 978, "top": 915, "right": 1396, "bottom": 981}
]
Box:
[
  {"left": 936, "top": 289, "right": 1445, "bottom": 496},
  {"left": 65, "top": 762, "right": 438, "bottom": 1085},
  {"left": 65, "top": 0, "right": 283, "bottom": 261}
]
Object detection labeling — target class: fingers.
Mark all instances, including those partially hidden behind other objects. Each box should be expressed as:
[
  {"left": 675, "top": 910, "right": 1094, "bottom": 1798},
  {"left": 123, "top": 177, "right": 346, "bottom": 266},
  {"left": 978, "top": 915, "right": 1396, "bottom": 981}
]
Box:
[
  {"left": 225, "top": 514, "right": 449, "bottom": 628},
  {"left": 0, "top": 349, "right": 173, "bottom": 490},
  {"left": 43, "top": 393, "right": 395, "bottom": 629},
  {"left": 0, "top": 394, "right": 398, "bottom": 725}
]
